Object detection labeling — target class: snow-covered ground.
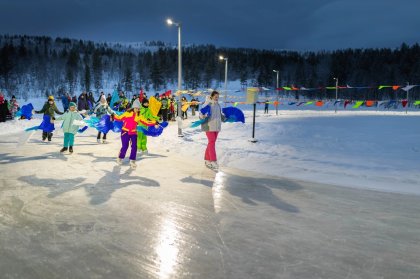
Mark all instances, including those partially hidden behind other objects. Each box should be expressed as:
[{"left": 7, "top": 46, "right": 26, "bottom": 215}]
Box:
[{"left": 2, "top": 97, "right": 420, "bottom": 195}]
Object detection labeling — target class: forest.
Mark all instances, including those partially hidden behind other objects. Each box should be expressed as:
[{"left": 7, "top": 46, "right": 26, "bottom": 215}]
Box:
[{"left": 1, "top": 34, "right": 419, "bottom": 100}]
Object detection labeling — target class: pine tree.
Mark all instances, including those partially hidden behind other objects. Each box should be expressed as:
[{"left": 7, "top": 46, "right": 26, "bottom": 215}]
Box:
[
  {"left": 92, "top": 49, "right": 102, "bottom": 93},
  {"left": 84, "top": 64, "right": 91, "bottom": 92},
  {"left": 150, "top": 59, "right": 163, "bottom": 91},
  {"left": 66, "top": 47, "right": 79, "bottom": 93}
]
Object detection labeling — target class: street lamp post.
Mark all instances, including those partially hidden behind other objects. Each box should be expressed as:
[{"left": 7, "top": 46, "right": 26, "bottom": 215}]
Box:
[
  {"left": 273, "top": 70, "right": 279, "bottom": 115},
  {"left": 406, "top": 81, "right": 409, "bottom": 114},
  {"left": 167, "top": 18, "right": 183, "bottom": 136},
  {"left": 333, "top": 77, "right": 338, "bottom": 113},
  {"left": 219, "top": 56, "right": 228, "bottom": 107}
]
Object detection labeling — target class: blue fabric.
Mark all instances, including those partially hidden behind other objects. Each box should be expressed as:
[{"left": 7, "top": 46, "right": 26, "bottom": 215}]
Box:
[
  {"left": 16, "top": 103, "right": 34, "bottom": 119},
  {"left": 25, "top": 115, "right": 55, "bottom": 132},
  {"left": 222, "top": 107, "right": 245, "bottom": 123},
  {"left": 190, "top": 119, "right": 207, "bottom": 128},
  {"left": 39, "top": 115, "right": 55, "bottom": 132},
  {"left": 138, "top": 125, "right": 164, "bottom": 137},
  {"left": 84, "top": 117, "right": 100, "bottom": 127},
  {"left": 136, "top": 121, "right": 168, "bottom": 137},
  {"left": 112, "top": 120, "right": 123, "bottom": 133},
  {"left": 200, "top": 105, "right": 211, "bottom": 117},
  {"left": 159, "top": 121, "right": 169, "bottom": 128},
  {"left": 78, "top": 126, "right": 88, "bottom": 133},
  {"left": 94, "top": 115, "right": 114, "bottom": 134}
]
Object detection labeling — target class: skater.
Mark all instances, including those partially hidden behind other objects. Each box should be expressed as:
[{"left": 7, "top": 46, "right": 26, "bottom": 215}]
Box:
[
  {"left": 55, "top": 102, "right": 83, "bottom": 154},
  {"left": 200, "top": 91, "right": 225, "bottom": 170},
  {"left": 96, "top": 91, "right": 105, "bottom": 104},
  {"left": 181, "top": 96, "right": 188, "bottom": 119},
  {"left": 87, "top": 92, "right": 95, "bottom": 109},
  {"left": 169, "top": 97, "right": 176, "bottom": 121},
  {"left": 78, "top": 92, "right": 89, "bottom": 111},
  {"left": 8, "top": 95, "right": 19, "bottom": 118},
  {"left": 93, "top": 95, "right": 115, "bottom": 143},
  {"left": 34, "top": 96, "right": 64, "bottom": 141},
  {"left": 106, "top": 93, "right": 112, "bottom": 105},
  {"left": 0, "top": 92, "right": 8, "bottom": 122},
  {"left": 190, "top": 97, "right": 197, "bottom": 116},
  {"left": 264, "top": 99, "right": 269, "bottom": 114},
  {"left": 113, "top": 99, "right": 142, "bottom": 169},
  {"left": 160, "top": 96, "right": 169, "bottom": 122},
  {"left": 137, "top": 98, "right": 160, "bottom": 155},
  {"left": 61, "top": 93, "right": 70, "bottom": 112}
]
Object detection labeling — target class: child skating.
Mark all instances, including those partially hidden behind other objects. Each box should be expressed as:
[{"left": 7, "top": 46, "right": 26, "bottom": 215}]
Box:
[
  {"left": 93, "top": 95, "right": 115, "bottom": 143},
  {"left": 55, "top": 102, "right": 83, "bottom": 154},
  {"left": 137, "top": 98, "right": 161, "bottom": 155},
  {"left": 113, "top": 100, "right": 142, "bottom": 169},
  {"left": 34, "top": 96, "right": 64, "bottom": 141}
]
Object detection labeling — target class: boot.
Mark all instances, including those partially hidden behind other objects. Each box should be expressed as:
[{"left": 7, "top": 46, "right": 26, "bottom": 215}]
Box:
[
  {"left": 130, "top": 160, "right": 137, "bottom": 169},
  {"left": 60, "top": 147, "right": 68, "bottom": 153},
  {"left": 116, "top": 157, "right": 122, "bottom": 165},
  {"left": 47, "top": 132, "right": 53, "bottom": 141},
  {"left": 69, "top": 146, "right": 73, "bottom": 153},
  {"left": 42, "top": 131, "right": 47, "bottom": 141}
]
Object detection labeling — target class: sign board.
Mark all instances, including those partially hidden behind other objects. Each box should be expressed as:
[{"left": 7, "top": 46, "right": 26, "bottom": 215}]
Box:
[{"left": 246, "top": 87, "right": 259, "bottom": 104}]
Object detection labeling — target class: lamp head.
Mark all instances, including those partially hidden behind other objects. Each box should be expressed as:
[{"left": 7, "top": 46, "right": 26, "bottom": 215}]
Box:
[
  {"left": 219, "top": 55, "right": 225, "bottom": 60},
  {"left": 166, "top": 18, "right": 173, "bottom": 25}
]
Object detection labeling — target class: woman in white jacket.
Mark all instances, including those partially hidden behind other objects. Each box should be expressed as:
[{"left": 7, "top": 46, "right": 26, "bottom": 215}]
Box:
[{"left": 200, "top": 91, "right": 225, "bottom": 170}]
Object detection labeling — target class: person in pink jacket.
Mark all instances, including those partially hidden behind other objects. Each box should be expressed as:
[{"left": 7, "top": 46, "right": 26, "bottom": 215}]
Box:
[{"left": 113, "top": 100, "right": 141, "bottom": 169}]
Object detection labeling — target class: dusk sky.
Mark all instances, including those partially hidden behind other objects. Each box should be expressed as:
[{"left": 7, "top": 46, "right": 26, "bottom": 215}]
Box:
[{"left": 0, "top": 0, "right": 419, "bottom": 51}]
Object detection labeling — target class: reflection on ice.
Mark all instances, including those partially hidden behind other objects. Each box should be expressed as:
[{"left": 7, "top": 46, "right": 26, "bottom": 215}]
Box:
[
  {"left": 212, "top": 171, "right": 225, "bottom": 213},
  {"left": 156, "top": 216, "right": 179, "bottom": 279}
]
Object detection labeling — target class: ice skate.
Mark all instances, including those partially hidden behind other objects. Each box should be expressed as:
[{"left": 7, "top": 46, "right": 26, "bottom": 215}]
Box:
[{"left": 130, "top": 160, "right": 137, "bottom": 169}]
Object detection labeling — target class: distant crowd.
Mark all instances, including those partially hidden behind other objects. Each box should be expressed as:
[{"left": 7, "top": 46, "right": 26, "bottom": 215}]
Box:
[{"left": 0, "top": 90, "right": 201, "bottom": 122}]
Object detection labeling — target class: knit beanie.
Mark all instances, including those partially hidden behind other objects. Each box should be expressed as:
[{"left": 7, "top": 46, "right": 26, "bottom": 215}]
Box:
[
  {"left": 132, "top": 99, "right": 141, "bottom": 109},
  {"left": 69, "top": 102, "right": 76, "bottom": 108}
]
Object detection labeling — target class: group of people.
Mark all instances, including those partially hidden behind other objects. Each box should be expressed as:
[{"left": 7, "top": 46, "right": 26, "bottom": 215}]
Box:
[
  {"left": 1, "top": 89, "right": 225, "bottom": 170},
  {"left": 0, "top": 92, "right": 19, "bottom": 122}
]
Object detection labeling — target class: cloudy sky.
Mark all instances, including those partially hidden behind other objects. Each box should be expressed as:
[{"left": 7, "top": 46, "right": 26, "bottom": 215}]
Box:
[{"left": 0, "top": 0, "right": 419, "bottom": 51}]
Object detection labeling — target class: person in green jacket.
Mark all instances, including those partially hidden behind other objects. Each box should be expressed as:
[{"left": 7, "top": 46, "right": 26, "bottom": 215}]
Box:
[
  {"left": 34, "top": 96, "right": 64, "bottom": 141},
  {"left": 55, "top": 102, "right": 83, "bottom": 154},
  {"left": 137, "top": 98, "right": 160, "bottom": 155}
]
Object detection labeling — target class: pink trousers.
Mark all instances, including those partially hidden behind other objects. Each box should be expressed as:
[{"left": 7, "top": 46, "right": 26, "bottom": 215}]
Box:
[{"left": 205, "top": 131, "right": 219, "bottom": 161}]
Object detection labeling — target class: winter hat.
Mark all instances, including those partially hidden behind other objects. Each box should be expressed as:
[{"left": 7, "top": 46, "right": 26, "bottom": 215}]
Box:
[
  {"left": 100, "top": 95, "right": 107, "bottom": 103},
  {"left": 132, "top": 99, "right": 141, "bottom": 109},
  {"left": 48, "top": 95, "right": 54, "bottom": 101},
  {"left": 69, "top": 102, "right": 76, "bottom": 108}
]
